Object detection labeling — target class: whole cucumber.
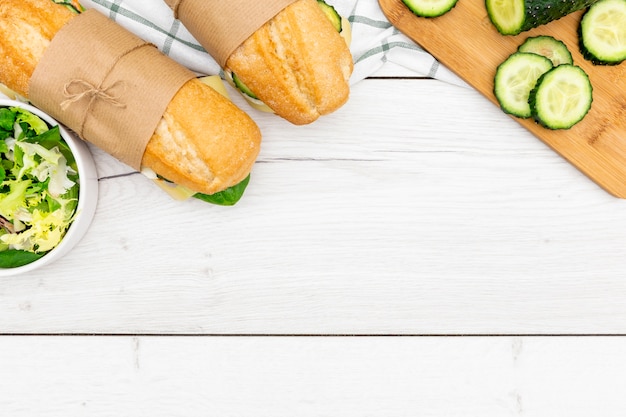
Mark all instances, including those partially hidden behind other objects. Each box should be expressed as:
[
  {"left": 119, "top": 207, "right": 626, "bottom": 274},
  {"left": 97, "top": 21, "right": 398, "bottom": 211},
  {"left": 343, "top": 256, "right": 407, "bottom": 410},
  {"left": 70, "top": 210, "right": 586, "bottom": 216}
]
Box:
[{"left": 486, "top": 0, "right": 600, "bottom": 35}]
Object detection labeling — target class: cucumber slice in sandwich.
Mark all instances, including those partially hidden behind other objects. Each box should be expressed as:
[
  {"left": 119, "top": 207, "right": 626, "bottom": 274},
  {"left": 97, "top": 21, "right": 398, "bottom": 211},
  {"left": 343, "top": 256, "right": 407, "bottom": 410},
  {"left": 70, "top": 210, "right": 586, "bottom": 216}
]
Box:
[
  {"left": 232, "top": 72, "right": 258, "bottom": 99},
  {"left": 316, "top": 1, "right": 352, "bottom": 44},
  {"left": 317, "top": 0, "right": 342, "bottom": 31},
  {"left": 224, "top": 71, "right": 275, "bottom": 113}
]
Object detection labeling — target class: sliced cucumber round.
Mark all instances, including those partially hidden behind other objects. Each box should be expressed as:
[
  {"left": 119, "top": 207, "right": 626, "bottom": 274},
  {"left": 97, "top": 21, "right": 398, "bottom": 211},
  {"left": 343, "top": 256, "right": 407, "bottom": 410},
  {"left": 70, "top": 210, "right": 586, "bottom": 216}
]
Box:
[
  {"left": 530, "top": 64, "right": 593, "bottom": 129},
  {"left": 494, "top": 52, "right": 554, "bottom": 118},
  {"left": 486, "top": 0, "right": 526, "bottom": 35},
  {"left": 402, "top": 0, "right": 459, "bottom": 17},
  {"left": 518, "top": 35, "right": 573, "bottom": 66},
  {"left": 579, "top": 0, "right": 626, "bottom": 65}
]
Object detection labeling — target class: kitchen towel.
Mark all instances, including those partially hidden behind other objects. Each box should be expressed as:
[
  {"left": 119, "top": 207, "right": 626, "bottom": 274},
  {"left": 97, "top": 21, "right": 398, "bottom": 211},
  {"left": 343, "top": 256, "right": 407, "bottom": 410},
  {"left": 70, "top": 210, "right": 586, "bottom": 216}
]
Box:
[{"left": 79, "top": 0, "right": 467, "bottom": 87}]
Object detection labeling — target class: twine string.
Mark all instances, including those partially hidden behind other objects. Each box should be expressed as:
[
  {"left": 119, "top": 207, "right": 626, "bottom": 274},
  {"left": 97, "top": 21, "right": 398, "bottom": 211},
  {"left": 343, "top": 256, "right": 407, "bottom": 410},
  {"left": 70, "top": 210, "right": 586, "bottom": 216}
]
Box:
[
  {"left": 61, "top": 79, "right": 126, "bottom": 110},
  {"left": 60, "top": 79, "right": 127, "bottom": 136}
]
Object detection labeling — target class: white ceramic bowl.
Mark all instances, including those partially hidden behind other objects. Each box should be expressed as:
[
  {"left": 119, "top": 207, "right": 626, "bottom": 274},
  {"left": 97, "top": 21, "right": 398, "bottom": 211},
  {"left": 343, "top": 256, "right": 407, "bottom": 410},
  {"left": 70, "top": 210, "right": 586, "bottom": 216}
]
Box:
[{"left": 0, "top": 99, "right": 98, "bottom": 276}]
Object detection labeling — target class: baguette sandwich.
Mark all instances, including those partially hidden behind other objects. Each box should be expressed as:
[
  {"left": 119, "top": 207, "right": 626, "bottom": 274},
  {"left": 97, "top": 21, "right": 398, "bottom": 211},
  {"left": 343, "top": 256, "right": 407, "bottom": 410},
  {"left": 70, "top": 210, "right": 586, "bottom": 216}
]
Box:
[
  {"left": 0, "top": 0, "right": 262, "bottom": 204},
  {"left": 172, "top": 0, "right": 354, "bottom": 125}
]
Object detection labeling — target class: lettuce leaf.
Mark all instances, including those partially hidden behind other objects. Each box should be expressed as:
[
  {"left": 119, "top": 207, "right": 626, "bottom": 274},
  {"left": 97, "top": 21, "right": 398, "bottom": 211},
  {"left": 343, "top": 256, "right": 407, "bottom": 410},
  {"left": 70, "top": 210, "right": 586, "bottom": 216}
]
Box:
[
  {"left": 193, "top": 175, "right": 250, "bottom": 206},
  {"left": 12, "top": 107, "right": 49, "bottom": 135},
  {"left": 0, "top": 249, "right": 45, "bottom": 268},
  {"left": 0, "top": 108, "right": 16, "bottom": 131},
  {"left": 0, "top": 106, "right": 79, "bottom": 266}
]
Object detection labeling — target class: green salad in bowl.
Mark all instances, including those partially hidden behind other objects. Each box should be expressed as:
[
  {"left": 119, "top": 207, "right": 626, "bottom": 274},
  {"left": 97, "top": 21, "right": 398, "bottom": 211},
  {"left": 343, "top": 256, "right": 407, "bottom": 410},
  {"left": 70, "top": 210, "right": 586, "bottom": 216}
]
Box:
[{"left": 0, "top": 99, "right": 98, "bottom": 275}]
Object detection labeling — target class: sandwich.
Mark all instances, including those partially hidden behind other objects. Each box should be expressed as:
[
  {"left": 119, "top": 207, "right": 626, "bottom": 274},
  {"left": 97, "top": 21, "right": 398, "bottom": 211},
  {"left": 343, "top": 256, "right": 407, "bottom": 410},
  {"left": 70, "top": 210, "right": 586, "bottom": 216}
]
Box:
[
  {"left": 0, "top": 0, "right": 262, "bottom": 205},
  {"left": 166, "top": 0, "right": 354, "bottom": 125}
]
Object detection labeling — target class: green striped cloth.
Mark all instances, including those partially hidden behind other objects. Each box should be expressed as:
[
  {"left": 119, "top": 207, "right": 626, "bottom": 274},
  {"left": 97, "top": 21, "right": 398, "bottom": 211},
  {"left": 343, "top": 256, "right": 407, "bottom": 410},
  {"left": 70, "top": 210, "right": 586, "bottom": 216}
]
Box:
[{"left": 81, "top": 0, "right": 465, "bottom": 86}]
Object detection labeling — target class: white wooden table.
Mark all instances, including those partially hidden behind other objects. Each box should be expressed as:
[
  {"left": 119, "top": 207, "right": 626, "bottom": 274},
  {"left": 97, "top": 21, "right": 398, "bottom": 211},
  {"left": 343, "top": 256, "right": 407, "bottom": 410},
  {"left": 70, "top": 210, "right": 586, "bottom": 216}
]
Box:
[{"left": 2, "top": 63, "right": 626, "bottom": 415}]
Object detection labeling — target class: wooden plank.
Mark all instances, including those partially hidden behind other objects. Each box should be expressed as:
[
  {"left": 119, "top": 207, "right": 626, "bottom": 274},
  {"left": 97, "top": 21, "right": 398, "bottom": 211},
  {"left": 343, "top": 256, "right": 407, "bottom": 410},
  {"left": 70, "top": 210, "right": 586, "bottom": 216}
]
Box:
[
  {"left": 379, "top": 0, "right": 626, "bottom": 198},
  {"left": 3, "top": 79, "right": 626, "bottom": 335},
  {"left": 2, "top": 336, "right": 626, "bottom": 416}
]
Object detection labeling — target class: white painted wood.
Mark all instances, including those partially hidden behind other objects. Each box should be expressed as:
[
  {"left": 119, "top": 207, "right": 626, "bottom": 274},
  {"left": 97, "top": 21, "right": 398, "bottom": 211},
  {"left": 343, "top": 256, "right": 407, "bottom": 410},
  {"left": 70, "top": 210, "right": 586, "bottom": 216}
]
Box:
[
  {"left": 1, "top": 336, "right": 626, "bottom": 416},
  {"left": 369, "top": 61, "right": 429, "bottom": 77},
  {"left": 1, "top": 78, "right": 626, "bottom": 335}
]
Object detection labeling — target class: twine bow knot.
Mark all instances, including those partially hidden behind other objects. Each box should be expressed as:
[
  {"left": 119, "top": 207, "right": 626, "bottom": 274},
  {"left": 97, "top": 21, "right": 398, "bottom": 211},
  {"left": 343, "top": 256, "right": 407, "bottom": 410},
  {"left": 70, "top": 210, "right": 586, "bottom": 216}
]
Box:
[
  {"left": 60, "top": 79, "right": 127, "bottom": 111},
  {"left": 59, "top": 79, "right": 127, "bottom": 138}
]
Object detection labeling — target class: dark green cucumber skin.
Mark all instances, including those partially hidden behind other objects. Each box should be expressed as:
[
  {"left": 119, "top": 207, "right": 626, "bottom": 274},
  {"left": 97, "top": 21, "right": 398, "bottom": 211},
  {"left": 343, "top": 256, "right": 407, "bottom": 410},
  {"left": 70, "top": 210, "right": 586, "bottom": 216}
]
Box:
[
  {"left": 490, "top": 0, "right": 600, "bottom": 35},
  {"left": 521, "top": 0, "right": 599, "bottom": 32}
]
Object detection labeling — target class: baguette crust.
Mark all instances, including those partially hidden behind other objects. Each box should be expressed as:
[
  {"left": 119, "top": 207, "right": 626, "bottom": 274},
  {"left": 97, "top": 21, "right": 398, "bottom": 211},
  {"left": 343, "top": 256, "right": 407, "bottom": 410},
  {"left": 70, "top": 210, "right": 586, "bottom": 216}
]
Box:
[
  {"left": 142, "top": 78, "right": 261, "bottom": 194},
  {"left": 0, "top": 0, "right": 261, "bottom": 195},
  {"left": 225, "top": 0, "right": 353, "bottom": 125},
  {"left": 0, "top": 0, "right": 74, "bottom": 98}
]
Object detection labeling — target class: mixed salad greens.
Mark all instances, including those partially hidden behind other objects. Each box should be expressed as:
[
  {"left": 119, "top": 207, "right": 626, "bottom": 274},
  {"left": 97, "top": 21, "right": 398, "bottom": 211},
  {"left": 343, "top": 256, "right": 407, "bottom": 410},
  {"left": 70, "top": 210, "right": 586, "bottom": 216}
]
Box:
[{"left": 0, "top": 106, "right": 79, "bottom": 268}]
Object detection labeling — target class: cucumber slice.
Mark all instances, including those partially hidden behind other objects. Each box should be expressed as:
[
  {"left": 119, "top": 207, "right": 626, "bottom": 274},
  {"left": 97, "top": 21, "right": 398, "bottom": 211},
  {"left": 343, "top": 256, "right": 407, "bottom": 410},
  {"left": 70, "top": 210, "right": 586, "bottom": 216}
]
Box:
[
  {"left": 486, "top": 0, "right": 600, "bottom": 35},
  {"left": 494, "top": 52, "right": 554, "bottom": 118},
  {"left": 231, "top": 72, "right": 258, "bottom": 99},
  {"left": 579, "top": 0, "right": 626, "bottom": 65},
  {"left": 486, "top": 0, "right": 525, "bottom": 35},
  {"left": 402, "top": 0, "right": 459, "bottom": 17},
  {"left": 530, "top": 64, "right": 593, "bottom": 129},
  {"left": 317, "top": 0, "right": 342, "bottom": 32},
  {"left": 518, "top": 35, "right": 573, "bottom": 66}
]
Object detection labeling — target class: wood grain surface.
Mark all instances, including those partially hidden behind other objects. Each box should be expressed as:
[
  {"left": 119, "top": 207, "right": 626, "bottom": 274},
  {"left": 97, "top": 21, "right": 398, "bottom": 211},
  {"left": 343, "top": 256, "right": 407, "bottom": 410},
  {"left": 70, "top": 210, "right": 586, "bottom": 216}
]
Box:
[
  {"left": 4, "top": 78, "right": 626, "bottom": 335},
  {"left": 379, "top": 0, "right": 626, "bottom": 198},
  {"left": 3, "top": 336, "right": 626, "bottom": 416}
]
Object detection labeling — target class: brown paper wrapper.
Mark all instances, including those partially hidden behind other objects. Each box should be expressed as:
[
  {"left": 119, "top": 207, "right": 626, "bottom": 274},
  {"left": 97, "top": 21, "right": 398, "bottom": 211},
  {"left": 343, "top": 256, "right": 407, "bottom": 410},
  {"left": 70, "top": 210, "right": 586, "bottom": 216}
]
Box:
[
  {"left": 164, "top": 0, "right": 297, "bottom": 67},
  {"left": 29, "top": 9, "right": 196, "bottom": 170}
]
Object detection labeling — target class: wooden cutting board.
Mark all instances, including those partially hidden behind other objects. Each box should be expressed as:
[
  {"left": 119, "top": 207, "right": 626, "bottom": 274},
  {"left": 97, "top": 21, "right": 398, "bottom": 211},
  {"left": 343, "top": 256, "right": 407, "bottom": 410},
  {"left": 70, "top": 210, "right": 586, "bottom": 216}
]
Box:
[{"left": 379, "top": 0, "right": 626, "bottom": 198}]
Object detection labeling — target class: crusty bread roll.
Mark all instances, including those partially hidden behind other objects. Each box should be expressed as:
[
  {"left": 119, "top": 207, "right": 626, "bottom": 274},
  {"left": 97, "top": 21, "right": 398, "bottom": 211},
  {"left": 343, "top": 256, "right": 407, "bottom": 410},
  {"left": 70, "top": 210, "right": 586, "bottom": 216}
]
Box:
[
  {"left": 224, "top": 0, "right": 354, "bottom": 125},
  {"left": 0, "top": 0, "right": 261, "bottom": 196}
]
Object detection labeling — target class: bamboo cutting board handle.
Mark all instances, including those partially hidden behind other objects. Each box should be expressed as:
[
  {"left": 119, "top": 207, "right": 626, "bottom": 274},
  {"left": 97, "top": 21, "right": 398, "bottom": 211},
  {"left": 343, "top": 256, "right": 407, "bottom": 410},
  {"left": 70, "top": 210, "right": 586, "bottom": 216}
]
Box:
[{"left": 379, "top": 0, "right": 626, "bottom": 198}]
